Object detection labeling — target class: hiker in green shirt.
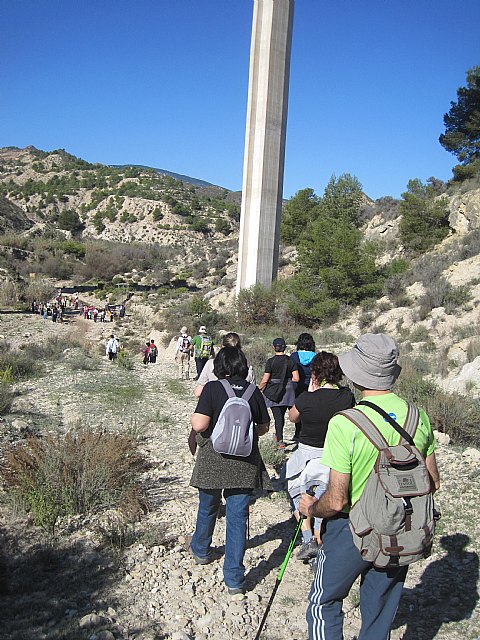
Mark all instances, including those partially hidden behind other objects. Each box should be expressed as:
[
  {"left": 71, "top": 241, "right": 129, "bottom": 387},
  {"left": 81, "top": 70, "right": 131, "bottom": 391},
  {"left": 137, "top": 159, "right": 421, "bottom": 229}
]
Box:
[
  {"left": 191, "top": 325, "right": 214, "bottom": 379},
  {"left": 299, "top": 333, "right": 440, "bottom": 640}
]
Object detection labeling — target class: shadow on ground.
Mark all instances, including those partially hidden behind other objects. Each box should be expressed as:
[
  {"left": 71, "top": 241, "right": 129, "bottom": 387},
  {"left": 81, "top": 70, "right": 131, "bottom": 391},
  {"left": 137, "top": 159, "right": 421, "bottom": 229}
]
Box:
[
  {"left": 393, "top": 534, "right": 479, "bottom": 640},
  {"left": 0, "top": 523, "right": 118, "bottom": 640}
]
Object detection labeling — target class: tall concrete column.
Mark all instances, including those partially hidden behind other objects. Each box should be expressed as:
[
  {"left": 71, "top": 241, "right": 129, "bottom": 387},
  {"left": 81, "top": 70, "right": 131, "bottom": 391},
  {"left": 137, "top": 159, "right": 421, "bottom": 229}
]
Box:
[{"left": 236, "top": 0, "right": 294, "bottom": 294}]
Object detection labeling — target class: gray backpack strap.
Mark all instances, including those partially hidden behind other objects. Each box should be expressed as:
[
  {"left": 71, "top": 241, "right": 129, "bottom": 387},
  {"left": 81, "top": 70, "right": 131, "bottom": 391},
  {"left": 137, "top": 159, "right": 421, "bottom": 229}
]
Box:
[
  {"left": 219, "top": 379, "right": 235, "bottom": 398},
  {"left": 219, "top": 379, "right": 256, "bottom": 402},
  {"left": 403, "top": 402, "right": 420, "bottom": 440},
  {"left": 241, "top": 383, "right": 256, "bottom": 403},
  {"left": 338, "top": 408, "right": 389, "bottom": 452}
]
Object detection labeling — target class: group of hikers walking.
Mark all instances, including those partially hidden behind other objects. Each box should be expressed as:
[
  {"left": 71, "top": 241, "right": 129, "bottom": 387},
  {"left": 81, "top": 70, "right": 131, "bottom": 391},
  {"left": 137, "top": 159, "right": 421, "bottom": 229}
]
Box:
[
  {"left": 183, "top": 326, "right": 441, "bottom": 639},
  {"left": 174, "top": 325, "right": 215, "bottom": 380}
]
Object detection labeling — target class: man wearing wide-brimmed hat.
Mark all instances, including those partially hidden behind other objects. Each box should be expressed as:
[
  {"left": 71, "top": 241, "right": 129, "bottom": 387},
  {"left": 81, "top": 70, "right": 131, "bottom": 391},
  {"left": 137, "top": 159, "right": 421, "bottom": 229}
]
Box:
[{"left": 300, "top": 333, "right": 440, "bottom": 640}]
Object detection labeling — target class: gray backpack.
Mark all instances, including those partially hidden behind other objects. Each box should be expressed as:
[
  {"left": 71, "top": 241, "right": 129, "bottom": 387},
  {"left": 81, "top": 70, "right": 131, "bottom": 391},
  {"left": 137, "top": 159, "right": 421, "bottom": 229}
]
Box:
[
  {"left": 211, "top": 380, "right": 256, "bottom": 457},
  {"left": 339, "top": 401, "right": 436, "bottom": 569}
]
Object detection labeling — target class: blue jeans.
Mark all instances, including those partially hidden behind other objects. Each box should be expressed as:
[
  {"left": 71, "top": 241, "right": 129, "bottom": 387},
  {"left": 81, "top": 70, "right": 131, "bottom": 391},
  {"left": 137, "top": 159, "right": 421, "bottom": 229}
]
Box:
[
  {"left": 307, "top": 517, "right": 407, "bottom": 640},
  {"left": 191, "top": 488, "right": 252, "bottom": 589}
]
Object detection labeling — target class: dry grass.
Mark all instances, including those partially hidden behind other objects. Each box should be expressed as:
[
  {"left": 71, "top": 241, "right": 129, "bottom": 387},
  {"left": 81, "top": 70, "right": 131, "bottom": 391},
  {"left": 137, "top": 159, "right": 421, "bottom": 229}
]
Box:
[{"left": 1, "top": 426, "right": 149, "bottom": 534}]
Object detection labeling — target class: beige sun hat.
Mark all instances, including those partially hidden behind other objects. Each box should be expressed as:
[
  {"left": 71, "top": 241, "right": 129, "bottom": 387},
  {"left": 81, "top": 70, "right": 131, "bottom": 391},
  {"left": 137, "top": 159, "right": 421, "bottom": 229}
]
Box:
[{"left": 338, "top": 333, "right": 402, "bottom": 390}]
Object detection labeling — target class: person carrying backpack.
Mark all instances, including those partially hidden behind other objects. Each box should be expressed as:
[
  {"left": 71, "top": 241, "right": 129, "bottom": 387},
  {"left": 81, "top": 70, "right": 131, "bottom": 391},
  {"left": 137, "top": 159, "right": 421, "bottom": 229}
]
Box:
[
  {"left": 188, "top": 346, "right": 271, "bottom": 596},
  {"left": 149, "top": 339, "right": 158, "bottom": 364},
  {"left": 105, "top": 334, "right": 119, "bottom": 362},
  {"left": 142, "top": 342, "right": 151, "bottom": 365},
  {"left": 299, "top": 333, "right": 440, "bottom": 640},
  {"left": 191, "top": 325, "right": 214, "bottom": 379},
  {"left": 259, "top": 337, "right": 299, "bottom": 449},
  {"left": 175, "top": 327, "right": 192, "bottom": 379}
]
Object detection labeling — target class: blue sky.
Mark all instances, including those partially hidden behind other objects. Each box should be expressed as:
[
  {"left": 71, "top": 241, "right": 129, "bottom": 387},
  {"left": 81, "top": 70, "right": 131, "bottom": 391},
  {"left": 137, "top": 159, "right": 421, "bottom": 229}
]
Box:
[{"left": 1, "top": 0, "right": 479, "bottom": 200}]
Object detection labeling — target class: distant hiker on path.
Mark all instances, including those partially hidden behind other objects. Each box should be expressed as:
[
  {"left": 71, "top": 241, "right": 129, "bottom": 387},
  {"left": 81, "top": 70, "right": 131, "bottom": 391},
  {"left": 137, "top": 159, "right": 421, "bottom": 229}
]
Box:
[
  {"left": 106, "top": 334, "right": 119, "bottom": 362},
  {"left": 188, "top": 346, "right": 271, "bottom": 596},
  {"left": 299, "top": 333, "right": 441, "bottom": 640},
  {"left": 175, "top": 326, "right": 192, "bottom": 380},
  {"left": 194, "top": 332, "right": 256, "bottom": 398},
  {"left": 259, "top": 337, "right": 299, "bottom": 449},
  {"left": 149, "top": 339, "right": 158, "bottom": 364},
  {"left": 191, "top": 326, "right": 214, "bottom": 379},
  {"left": 142, "top": 342, "right": 151, "bottom": 365}
]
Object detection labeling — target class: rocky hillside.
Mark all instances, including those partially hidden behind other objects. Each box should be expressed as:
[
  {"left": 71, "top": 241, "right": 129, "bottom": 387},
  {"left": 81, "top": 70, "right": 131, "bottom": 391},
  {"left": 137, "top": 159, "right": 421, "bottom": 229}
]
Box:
[
  {"left": 0, "top": 146, "right": 240, "bottom": 290},
  {"left": 0, "top": 195, "right": 33, "bottom": 235}
]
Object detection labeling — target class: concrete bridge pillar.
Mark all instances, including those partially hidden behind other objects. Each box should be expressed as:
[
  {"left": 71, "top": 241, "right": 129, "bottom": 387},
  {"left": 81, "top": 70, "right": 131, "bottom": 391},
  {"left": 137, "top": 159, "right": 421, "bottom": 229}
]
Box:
[{"left": 236, "top": 0, "right": 294, "bottom": 294}]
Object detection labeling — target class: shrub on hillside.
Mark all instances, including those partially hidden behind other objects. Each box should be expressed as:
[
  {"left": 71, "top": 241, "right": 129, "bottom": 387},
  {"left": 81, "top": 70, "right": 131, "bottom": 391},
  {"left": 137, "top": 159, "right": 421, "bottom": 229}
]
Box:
[
  {"left": 236, "top": 284, "right": 278, "bottom": 327},
  {"left": 1, "top": 427, "right": 149, "bottom": 534},
  {"left": 417, "top": 278, "right": 471, "bottom": 317},
  {"left": 395, "top": 356, "right": 480, "bottom": 445},
  {"left": 425, "top": 392, "right": 480, "bottom": 445},
  {"left": 399, "top": 179, "right": 451, "bottom": 254},
  {"left": 0, "top": 281, "right": 19, "bottom": 307}
]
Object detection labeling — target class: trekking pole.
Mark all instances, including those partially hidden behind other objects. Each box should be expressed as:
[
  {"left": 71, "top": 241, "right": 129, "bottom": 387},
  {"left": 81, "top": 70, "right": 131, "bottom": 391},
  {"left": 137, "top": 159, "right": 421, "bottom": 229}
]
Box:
[{"left": 254, "top": 515, "right": 304, "bottom": 640}]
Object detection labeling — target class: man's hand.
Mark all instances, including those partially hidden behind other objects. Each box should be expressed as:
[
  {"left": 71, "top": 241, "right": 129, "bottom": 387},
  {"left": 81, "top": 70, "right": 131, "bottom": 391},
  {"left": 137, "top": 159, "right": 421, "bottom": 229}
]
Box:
[{"left": 299, "top": 493, "right": 318, "bottom": 518}]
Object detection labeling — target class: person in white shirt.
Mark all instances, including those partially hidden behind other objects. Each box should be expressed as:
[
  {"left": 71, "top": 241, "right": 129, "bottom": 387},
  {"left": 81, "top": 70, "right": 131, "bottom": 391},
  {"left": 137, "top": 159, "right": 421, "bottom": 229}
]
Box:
[
  {"left": 175, "top": 327, "right": 192, "bottom": 379},
  {"left": 106, "top": 334, "right": 119, "bottom": 362}
]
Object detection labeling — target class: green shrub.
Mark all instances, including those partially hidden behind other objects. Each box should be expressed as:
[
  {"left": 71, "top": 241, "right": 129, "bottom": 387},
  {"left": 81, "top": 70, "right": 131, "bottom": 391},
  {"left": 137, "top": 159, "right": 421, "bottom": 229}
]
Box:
[
  {"left": 394, "top": 357, "right": 438, "bottom": 408},
  {"left": 237, "top": 284, "right": 278, "bottom": 327},
  {"left": 0, "top": 381, "right": 14, "bottom": 415},
  {"left": 118, "top": 350, "right": 134, "bottom": 370},
  {"left": 425, "top": 392, "right": 480, "bottom": 445},
  {"left": 409, "top": 326, "right": 430, "bottom": 342},
  {"left": 0, "top": 346, "right": 38, "bottom": 380},
  {"left": 69, "top": 354, "right": 97, "bottom": 371},
  {"left": 1, "top": 427, "right": 148, "bottom": 534}
]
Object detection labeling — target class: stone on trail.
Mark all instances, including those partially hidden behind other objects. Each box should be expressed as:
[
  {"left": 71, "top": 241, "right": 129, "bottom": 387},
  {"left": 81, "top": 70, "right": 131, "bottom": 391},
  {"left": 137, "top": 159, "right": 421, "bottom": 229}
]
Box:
[
  {"left": 79, "top": 613, "right": 109, "bottom": 629},
  {"left": 171, "top": 632, "right": 191, "bottom": 640}
]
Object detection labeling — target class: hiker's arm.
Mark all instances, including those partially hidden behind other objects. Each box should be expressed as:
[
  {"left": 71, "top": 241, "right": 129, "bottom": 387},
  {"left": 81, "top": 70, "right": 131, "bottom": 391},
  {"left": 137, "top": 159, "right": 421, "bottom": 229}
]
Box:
[
  {"left": 299, "top": 469, "right": 350, "bottom": 519},
  {"left": 191, "top": 412, "right": 211, "bottom": 433},
  {"left": 426, "top": 452, "right": 440, "bottom": 493},
  {"left": 292, "top": 369, "right": 300, "bottom": 383},
  {"left": 194, "top": 384, "right": 204, "bottom": 398},
  {"left": 257, "top": 421, "right": 270, "bottom": 436},
  {"left": 289, "top": 405, "right": 300, "bottom": 423},
  {"left": 258, "top": 373, "right": 270, "bottom": 391}
]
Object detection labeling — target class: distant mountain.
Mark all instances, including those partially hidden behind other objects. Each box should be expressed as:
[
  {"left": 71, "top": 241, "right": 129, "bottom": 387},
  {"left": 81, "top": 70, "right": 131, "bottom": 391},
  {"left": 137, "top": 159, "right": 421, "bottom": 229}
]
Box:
[{"left": 110, "top": 165, "right": 216, "bottom": 188}]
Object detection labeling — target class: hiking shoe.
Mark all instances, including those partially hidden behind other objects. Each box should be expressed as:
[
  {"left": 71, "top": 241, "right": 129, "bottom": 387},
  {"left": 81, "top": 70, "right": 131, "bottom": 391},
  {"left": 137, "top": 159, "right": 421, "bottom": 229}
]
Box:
[
  {"left": 191, "top": 550, "right": 218, "bottom": 565},
  {"left": 184, "top": 535, "right": 219, "bottom": 565},
  {"left": 308, "top": 556, "right": 318, "bottom": 573},
  {"left": 296, "top": 538, "right": 318, "bottom": 560},
  {"left": 227, "top": 586, "right": 245, "bottom": 596}
]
